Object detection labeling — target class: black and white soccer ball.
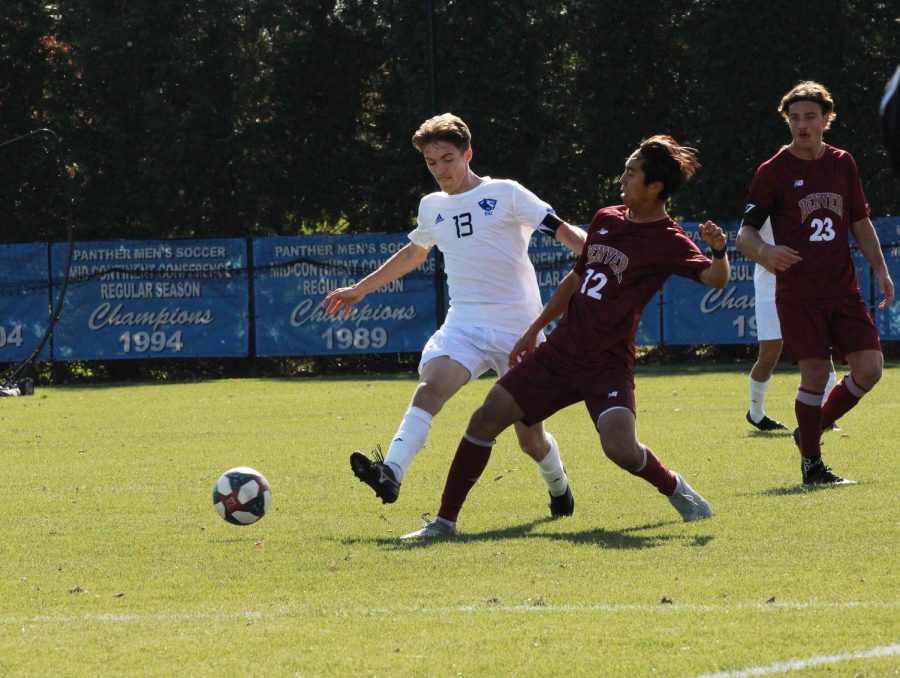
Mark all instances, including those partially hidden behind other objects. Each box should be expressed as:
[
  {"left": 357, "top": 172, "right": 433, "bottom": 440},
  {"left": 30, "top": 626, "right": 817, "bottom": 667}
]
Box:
[{"left": 212, "top": 467, "right": 272, "bottom": 525}]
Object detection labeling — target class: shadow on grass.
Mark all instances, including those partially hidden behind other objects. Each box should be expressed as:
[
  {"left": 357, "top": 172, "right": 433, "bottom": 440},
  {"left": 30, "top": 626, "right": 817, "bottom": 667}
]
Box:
[
  {"left": 344, "top": 516, "right": 714, "bottom": 551},
  {"left": 747, "top": 429, "right": 793, "bottom": 440},
  {"left": 759, "top": 481, "right": 864, "bottom": 497},
  {"left": 206, "top": 535, "right": 264, "bottom": 544}
]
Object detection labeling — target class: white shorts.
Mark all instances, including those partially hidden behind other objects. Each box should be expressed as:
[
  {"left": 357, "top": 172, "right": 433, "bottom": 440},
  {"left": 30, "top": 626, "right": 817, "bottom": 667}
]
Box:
[
  {"left": 419, "top": 325, "right": 544, "bottom": 381},
  {"left": 755, "top": 298, "right": 782, "bottom": 341}
]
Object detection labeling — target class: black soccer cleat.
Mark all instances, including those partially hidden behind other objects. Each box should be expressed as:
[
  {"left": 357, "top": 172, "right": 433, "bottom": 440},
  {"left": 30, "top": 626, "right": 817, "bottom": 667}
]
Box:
[
  {"left": 801, "top": 457, "right": 855, "bottom": 486},
  {"left": 549, "top": 484, "right": 574, "bottom": 517},
  {"left": 350, "top": 446, "right": 400, "bottom": 504},
  {"left": 746, "top": 411, "right": 787, "bottom": 431}
]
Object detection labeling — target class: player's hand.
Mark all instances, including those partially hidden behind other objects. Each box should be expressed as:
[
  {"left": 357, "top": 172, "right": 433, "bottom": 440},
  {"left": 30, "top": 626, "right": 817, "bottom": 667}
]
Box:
[
  {"left": 699, "top": 220, "right": 726, "bottom": 251},
  {"left": 508, "top": 330, "right": 540, "bottom": 368},
  {"left": 762, "top": 244, "right": 802, "bottom": 272},
  {"left": 322, "top": 286, "right": 365, "bottom": 319},
  {"left": 876, "top": 269, "right": 895, "bottom": 309}
]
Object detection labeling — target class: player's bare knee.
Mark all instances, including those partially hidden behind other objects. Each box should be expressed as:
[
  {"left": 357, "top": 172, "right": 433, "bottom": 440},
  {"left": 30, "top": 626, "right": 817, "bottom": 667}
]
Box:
[
  {"left": 853, "top": 365, "right": 882, "bottom": 391},
  {"left": 516, "top": 433, "right": 547, "bottom": 461},
  {"left": 601, "top": 442, "right": 641, "bottom": 472},
  {"left": 411, "top": 381, "right": 449, "bottom": 415},
  {"left": 598, "top": 432, "right": 640, "bottom": 471}
]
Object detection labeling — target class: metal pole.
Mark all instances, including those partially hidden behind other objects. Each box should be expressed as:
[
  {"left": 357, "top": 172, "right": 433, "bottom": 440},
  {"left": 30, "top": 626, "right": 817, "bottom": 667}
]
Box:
[{"left": 426, "top": 0, "right": 446, "bottom": 328}]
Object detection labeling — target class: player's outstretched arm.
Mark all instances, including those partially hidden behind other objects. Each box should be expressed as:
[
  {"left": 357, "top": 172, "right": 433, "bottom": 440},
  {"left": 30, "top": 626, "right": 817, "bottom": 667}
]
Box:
[
  {"left": 850, "top": 217, "right": 896, "bottom": 309},
  {"left": 555, "top": 222, "right": 587, "bottom": 255},
  {"left": 321, "top": 242, "right": 429, "bottom": 319},
  {"left": 537, "top": 213, "right": 587, "bottom": 255},
  {"left": 509, "top": 270, "right": 582, "bottom": 367},
  {"left": 698, "top": 220, "right": 730, "bottom": 288}
]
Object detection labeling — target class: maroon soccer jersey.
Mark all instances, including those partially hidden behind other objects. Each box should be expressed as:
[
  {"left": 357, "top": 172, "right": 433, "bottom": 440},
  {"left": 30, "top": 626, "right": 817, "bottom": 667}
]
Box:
[
  {"left": 541, "top": 205, "right": 710, "bottom": 372},
  {"left": 742, "top": 145, "right": 870, "bottom": 300}
]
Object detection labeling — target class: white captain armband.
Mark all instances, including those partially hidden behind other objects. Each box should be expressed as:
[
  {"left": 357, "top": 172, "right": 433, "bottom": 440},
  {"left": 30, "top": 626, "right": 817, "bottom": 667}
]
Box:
[{"left": 537, "top": 213, "right": 565, "bottom": 237}]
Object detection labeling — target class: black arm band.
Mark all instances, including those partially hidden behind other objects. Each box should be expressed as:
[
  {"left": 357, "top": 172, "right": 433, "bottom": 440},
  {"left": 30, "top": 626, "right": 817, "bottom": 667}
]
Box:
[
  {"left": 711, "top": 247, "right": 727, "bottom": 259},
  {"left": 537, "top": 213, "right": 565, "bottom": 237}
]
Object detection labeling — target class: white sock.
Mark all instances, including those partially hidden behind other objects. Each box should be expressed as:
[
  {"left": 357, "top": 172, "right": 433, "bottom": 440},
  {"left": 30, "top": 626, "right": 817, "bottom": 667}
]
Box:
[
  {"left": 824, "top": 369, "right": 837, "bottom": 401},
  {"left": 536, "top": 432, "right": 568, "bottom": 497},
  {"left": 383, "top": 406, "right": 433, "bottom": 482},
  {"left": 748, "top": 376, "right": 770, "bottom": 421}
]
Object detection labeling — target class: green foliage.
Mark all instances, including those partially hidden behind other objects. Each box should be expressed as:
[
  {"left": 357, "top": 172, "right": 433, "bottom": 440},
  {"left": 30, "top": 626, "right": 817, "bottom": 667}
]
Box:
[
  {"left": 2, "top": 369, "right": 899, "bottom": 674},
  {"left": 0, "top": 1, "right": 898, "bottom": 240}
]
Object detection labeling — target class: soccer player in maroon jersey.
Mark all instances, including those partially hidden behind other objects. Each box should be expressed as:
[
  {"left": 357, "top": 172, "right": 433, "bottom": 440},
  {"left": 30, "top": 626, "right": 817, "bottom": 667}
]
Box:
[
  {"left": 737, "top": 81, "right": 895, "bottom": 486},
  {"left": 401, "top": 135, "right": 729, "bottom": 538}
]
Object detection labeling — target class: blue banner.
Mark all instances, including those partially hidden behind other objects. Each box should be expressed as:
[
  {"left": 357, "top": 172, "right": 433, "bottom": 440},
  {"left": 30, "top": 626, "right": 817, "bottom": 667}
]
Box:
[
  {"left": 529, "top": 232, "right": 577, "bottom": 335},
  {"left": 52, "top": 239, "right": 249, "bottom": 360},
  {"left": 252, "top": 234, "right": 437, "bottom": 356},
  {"left": 0, "top": 243, "right": 49, "bottom": 362},
  {"left": 873, "top": 216, "right": 900, "bottom": 340},
  {"left": 662, "top": 221, "right": 756, "bottom": 345},
  {"left": 3, "top": 222, "right": 896, "bottom": 364}
]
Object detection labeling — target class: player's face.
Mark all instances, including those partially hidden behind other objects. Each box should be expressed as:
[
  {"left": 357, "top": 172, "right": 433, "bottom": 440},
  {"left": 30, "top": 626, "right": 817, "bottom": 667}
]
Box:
[
  {"left": 619, "top": 153, "right": 652, "bottom": 208},
  {"left": 422, "top": 141, "right": 472, "bottom": 195},
  {"left": 786, "top": 100, "right": 828, "bottom": 153}
]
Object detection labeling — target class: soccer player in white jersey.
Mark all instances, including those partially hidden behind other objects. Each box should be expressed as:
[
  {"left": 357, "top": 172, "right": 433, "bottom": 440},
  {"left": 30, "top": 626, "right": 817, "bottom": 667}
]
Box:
[
  {"left": 322, "top": 113, "right": 586, "bottom": 517},
  {"left": 746, "top": 219, "right": 837, "bottom": 431}
]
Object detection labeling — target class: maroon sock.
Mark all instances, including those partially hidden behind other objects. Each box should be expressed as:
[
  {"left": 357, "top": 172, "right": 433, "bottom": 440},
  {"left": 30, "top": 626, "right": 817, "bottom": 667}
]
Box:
[
  {"left": 437, "top": 436, "right": 493, "bottom": 523},
  {"left": 630, "top": 446, "right": 677, "bottom": 496},
  {"left": 821, "top": 375, "right": 865, "bottom": 428},
  {"left": 795, "top": 388, "right": 824, "bottom": 460}
]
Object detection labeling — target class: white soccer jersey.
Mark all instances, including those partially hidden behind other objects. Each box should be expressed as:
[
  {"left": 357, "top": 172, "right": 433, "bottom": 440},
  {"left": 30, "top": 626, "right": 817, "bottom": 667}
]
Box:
[
  {"left": 752, "top": 217, "right": 777, "bottom": 303},
  {"left": 410, "top": 177, "right": 552, "bottom": 334}
]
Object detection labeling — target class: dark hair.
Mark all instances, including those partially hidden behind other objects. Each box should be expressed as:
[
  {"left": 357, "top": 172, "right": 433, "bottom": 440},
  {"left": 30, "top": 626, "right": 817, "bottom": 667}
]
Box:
[
  {"left": 637, "top": 135, "right": 700, "bottom": 201},
  {"left": 412, "top": 113, "right": 472, "bottom": 152},
  {"left": 779, "top": 81, "right": 836, "bottom": 129}
]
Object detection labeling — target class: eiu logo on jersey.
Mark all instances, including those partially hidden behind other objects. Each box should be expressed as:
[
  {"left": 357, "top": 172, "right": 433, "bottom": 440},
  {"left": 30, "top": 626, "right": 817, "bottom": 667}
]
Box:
[
  {"left": 478, "top": 198, "right": 497, "bottom": 214},
  {"left": 435, "top": 213, "right": 444, "bottom": 224}
]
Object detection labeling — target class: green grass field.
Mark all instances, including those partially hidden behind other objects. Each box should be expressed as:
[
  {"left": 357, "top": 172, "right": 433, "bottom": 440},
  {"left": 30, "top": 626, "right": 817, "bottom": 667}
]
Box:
[{"left": 2, "top": 364, "right": 899, "bottom": 676}]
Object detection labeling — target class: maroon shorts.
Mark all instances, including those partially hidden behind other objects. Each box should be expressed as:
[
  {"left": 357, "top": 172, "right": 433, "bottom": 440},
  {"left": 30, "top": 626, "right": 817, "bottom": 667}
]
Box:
[
  {"left": 776, "top": 293, "right": 881, "bottom": 363},
  {"left": 497, "top": 348, "right": 636, "bottom": 430}
]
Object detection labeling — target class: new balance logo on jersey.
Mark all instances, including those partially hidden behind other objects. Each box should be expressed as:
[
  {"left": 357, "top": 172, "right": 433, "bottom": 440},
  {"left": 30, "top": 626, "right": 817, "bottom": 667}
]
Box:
[
  {"left": 478, "top": 198, "right": 497, "bottom": 214},
  {"left": 607, "top": 390, "right": 618, "bottom": 398},
  {"left": 435, "top": 213, "right": 444, "bottom": 224},
  {"left": 794, "top": 179, "right": 804, "bottom": 187},
  {"left": 599, "top": 228, "right": 609, "bottom": 235}
]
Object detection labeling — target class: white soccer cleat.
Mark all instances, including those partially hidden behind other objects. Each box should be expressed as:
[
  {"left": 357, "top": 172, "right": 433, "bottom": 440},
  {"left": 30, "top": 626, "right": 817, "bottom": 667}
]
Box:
[
  {"left": 668, "top": 473, "right": 713, "bottom": 522},
  {"left": 400, "top": 517, "right": 458, "bottom": 540}
]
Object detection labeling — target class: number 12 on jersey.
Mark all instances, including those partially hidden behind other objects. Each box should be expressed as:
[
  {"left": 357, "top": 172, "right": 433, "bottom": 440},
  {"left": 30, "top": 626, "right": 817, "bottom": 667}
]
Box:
[{"left": 580, "top": 269, "right": 608, "bottom": 300}]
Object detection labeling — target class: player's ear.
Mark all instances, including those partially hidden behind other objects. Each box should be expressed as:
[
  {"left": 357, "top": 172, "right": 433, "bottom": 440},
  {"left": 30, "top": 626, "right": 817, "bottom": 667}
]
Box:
[
  {"left": 465, "top": 147, "right": 473, "bottom": 162},
  {"left": 647, "top": 179, "right": 664, "bottom": 200}
]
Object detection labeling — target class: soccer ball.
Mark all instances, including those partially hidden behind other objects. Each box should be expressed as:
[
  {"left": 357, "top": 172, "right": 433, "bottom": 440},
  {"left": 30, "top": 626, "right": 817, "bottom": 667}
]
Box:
[{"left": 212, "top": 467, "right": 272, "bottom": 525}]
